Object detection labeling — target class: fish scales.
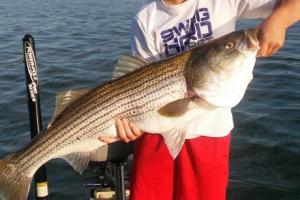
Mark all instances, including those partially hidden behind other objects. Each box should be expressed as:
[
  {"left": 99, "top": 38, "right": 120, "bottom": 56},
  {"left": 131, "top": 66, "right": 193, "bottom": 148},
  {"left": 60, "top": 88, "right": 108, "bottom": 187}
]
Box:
[
  {"left": 13, "top": 52, "right": 191, "bottom": 173},
  {"left": 41, "top": 53, "right": 187, "bottom": 141},
  {"left": 21, "top": 76, "right": 185, "bottom": 172},
  {"left": 22, "top": 60, "right": 182, "bottom": 158},
  {"left": 15, "top": 55, "right": 188, "bottom": 163}
]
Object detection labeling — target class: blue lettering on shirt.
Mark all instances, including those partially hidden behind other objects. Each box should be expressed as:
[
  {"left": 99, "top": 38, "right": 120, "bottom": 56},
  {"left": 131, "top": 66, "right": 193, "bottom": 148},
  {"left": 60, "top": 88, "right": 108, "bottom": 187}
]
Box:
[{"left": 160, "top": 8, "right": 213, "bottom": 57}]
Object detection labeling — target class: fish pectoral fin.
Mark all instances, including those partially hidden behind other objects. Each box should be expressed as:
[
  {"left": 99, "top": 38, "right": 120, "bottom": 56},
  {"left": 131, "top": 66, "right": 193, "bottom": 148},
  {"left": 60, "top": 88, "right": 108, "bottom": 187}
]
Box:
[
  {"left": 192, "top": 97, "right": 217, "bottom": 110},
  {"left": 112, "top": 55, "right": 149, "bottom": 79},
  {"left": 48, "top": 88, "right": 91, "bottom": 128},
  {"left": 158, "top": 96, "right": 214, "bottom": 117},
  {"left": 158, "top": 97, "right": 193, "bottom": 117},
  {"left": 161, "top": 128, "right": 186, "bottom": 159},
  {"left": 158, "top": 96, "right": 217, "bottom": 118}
]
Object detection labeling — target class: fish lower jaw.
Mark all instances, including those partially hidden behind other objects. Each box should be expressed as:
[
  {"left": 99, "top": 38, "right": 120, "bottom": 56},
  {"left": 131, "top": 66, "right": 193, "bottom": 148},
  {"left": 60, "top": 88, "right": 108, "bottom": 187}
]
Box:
[{"left": 238, "top": 49, "right": 259, "bottom": 56}]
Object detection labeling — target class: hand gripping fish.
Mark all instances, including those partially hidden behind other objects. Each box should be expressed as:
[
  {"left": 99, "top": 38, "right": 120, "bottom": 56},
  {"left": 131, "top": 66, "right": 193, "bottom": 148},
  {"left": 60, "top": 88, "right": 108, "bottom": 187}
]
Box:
[{"left": 0, "top": 29, "right": 259, "bottom": 200}]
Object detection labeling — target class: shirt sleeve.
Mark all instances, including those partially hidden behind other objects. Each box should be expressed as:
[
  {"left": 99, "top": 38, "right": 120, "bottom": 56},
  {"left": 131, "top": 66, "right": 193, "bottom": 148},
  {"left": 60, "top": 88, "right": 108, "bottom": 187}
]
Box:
[
  {"left": 232, "top": 0, "right": 277, "bottom": 19},
  {"left": 130, "top": 17, "right": 160, "bottom": 62}
]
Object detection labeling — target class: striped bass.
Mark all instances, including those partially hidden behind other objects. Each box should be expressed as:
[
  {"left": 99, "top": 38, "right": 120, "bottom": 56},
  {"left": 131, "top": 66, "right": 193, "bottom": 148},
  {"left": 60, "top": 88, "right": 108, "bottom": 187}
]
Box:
[{"left": 0, "top": 29, "right": 259, "bottom": 200}]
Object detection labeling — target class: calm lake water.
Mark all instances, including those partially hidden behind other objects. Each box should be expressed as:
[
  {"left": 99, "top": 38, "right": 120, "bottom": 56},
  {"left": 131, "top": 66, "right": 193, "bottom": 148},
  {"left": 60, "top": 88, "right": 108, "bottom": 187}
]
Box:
[{"left": 0, "top": 0, "right": 299, "bottom": 199}]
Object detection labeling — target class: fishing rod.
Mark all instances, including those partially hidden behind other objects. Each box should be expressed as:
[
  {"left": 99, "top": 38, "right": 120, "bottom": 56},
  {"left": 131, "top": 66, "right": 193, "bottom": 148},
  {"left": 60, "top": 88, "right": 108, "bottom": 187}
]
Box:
[{"left": 23, "top": 34, "right": 49, "bottom": 200}]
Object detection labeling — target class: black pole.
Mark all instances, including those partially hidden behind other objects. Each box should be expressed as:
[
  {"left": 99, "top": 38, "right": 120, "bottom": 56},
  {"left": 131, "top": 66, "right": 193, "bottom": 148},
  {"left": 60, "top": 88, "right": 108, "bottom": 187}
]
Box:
[
  {"left": 23, "top": 34, "right": 49, "bottom": 200},
  {"left": 111, "top": 158, "right": 127, "bottom": 200}
]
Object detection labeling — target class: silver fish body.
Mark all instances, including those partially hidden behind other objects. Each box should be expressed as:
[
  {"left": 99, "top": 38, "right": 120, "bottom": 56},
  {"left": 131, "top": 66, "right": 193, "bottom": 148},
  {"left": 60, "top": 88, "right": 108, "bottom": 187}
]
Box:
[{"left": 0, "top": 29, "right": 259, "bottom": 200}]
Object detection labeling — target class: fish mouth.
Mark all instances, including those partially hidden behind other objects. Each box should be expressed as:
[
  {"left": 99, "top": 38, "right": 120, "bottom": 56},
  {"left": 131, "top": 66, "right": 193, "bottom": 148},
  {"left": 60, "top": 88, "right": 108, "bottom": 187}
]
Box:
[{"left": 245, "top": 29, "right": 260, "bottom": 51}]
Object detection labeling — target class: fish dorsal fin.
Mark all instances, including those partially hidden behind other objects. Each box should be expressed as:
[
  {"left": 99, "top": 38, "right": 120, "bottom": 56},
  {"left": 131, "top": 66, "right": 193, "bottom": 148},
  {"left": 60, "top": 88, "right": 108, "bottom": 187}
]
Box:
[
  {"left": 54, "top": 88, "right": 91, "bottom": 117},
  {"left": 158, "top": 97, "right": 216, "bottom": 118},
  {"left": 112, "top": 55, "right": 148, "bottom": 79},
  {"left": 47, "top": 88, "right": 91, "bottom": 128}
]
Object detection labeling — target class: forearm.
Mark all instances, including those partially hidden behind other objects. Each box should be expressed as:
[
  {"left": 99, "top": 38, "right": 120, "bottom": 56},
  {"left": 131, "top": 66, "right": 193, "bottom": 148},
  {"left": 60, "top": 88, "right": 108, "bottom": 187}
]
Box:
[
  {"left": 257, "top": 0, "right": 300, "bottom": 57},
  {"left": 271, "top": 0, "right": 300, "bottom": 29}
]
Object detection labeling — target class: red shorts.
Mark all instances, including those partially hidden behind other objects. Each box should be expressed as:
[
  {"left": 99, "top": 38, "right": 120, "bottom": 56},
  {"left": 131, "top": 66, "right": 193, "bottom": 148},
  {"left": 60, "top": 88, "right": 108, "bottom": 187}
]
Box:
[{"left": 129, "top": 133, "right": 231, "bottom": 200}]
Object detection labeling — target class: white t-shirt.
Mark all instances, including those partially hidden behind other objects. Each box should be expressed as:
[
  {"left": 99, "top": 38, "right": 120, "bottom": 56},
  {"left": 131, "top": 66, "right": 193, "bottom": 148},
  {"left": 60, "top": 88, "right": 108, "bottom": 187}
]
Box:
[{"left": 130, "top": 0, "right": 276, "bottom": 138}]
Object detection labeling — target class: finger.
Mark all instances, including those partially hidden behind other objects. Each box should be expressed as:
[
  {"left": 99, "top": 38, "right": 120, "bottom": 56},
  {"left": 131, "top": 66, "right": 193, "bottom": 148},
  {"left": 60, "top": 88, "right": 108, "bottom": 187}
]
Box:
[
  {"left": 121, "top": 118, "right": 137, "bottom": 141},
  {"left": 115, "top": 118, "right": 130, "bottom": 142},
  {"left": 129, "top": 122, "right": 143, "bottom": 138},
  {"left": 99, "top": 135, "right": 120, "bottom": 143},
  {"left": 269, "top": 41, "right": 283, "bottom": 56},
  {"left": 269, "top": 45, "right": 281, "bottom": 56},
  {"left": 257, "top": 41, "right": 269, "bottom": 57},
  {"left": 265, "top": 43, "right": 275, "bottom": 56}
]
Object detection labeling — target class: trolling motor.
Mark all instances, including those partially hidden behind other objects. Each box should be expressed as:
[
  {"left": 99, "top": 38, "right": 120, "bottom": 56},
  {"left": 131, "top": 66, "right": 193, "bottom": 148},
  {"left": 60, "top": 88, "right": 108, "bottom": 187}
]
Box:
[
  {"left": 23, "top": 35, "right": 49, "bottom": 199},
  {"left": 22, "top": 34, "right": 133, "bottom": 200}
]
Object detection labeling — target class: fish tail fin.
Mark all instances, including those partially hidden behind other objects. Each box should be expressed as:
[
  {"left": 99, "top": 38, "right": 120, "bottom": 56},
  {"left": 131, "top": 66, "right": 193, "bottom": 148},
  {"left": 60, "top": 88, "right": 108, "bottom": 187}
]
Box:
[{"left": 0, "top": 157, "right": 32, "bottom": 200}]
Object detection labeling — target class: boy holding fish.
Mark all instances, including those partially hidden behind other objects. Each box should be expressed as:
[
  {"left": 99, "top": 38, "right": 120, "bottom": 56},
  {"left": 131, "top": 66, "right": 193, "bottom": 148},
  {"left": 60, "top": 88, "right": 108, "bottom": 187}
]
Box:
[{"left": 100, "top": 0, "right": 300, "bottom": 199}]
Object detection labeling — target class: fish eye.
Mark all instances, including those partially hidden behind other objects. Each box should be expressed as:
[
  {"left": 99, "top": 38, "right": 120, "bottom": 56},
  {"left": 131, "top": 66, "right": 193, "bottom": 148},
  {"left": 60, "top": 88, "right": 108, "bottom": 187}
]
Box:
[{"left": 224, "top": 41, "right": 234, "bottom": 49}]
